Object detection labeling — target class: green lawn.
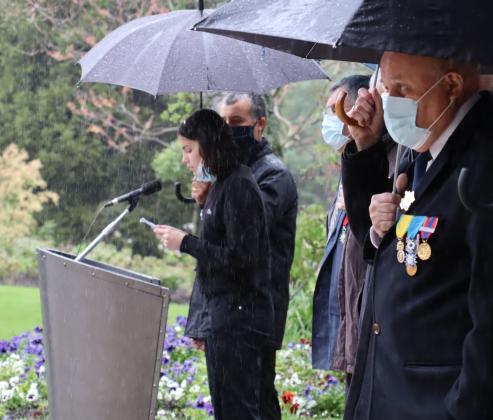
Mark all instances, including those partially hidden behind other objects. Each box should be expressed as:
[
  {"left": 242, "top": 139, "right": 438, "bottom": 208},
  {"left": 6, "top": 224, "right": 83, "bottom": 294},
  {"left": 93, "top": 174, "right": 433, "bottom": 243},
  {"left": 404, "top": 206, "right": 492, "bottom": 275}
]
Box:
[{"left": 0, "top": 285, "right": 188, "bottom": 340}]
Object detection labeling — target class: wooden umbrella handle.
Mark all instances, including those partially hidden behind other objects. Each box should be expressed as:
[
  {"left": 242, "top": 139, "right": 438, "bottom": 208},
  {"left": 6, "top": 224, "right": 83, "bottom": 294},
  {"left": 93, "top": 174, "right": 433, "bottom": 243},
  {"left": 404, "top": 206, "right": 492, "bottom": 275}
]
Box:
[{"left": 335, "top": 90, "right": 359, "bottom": 126}]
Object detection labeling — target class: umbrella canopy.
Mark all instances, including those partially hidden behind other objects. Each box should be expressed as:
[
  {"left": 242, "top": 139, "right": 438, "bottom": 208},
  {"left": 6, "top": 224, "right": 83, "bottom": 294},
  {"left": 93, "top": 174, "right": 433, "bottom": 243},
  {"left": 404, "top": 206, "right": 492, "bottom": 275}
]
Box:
[
  {"left": 79, "top": 9, "right": 328, "bottom": 96},
  {"left": 194, "top": 0, "right": 493, "bottom": 70}
]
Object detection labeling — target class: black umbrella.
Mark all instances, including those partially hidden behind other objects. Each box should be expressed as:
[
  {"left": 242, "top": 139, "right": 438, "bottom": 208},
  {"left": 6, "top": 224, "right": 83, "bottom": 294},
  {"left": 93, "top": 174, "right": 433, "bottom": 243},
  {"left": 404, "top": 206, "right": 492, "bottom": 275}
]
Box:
[
  {"left": 195, "top": 0, "right": 493, "bottom": 211},
  {"left": 194, "top": 0, "right": 493, "bottom": 70}
]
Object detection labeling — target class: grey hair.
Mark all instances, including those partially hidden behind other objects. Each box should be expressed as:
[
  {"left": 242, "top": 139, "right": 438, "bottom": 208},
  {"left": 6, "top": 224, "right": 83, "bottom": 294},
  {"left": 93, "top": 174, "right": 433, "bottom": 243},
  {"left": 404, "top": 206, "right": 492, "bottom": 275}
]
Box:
[
  {"left": 219, "top": 93, "right": 267, "bottom": 120},
  {"left": 330, "top": 75, "right": 371, "bottom": 105}
]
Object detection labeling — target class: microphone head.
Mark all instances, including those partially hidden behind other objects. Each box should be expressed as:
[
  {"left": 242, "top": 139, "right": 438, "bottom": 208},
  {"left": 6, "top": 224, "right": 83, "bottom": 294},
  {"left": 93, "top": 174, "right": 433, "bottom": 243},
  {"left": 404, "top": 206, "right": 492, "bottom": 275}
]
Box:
[{"left": 142, "top": 180, "right": 162, "bottom": 196}]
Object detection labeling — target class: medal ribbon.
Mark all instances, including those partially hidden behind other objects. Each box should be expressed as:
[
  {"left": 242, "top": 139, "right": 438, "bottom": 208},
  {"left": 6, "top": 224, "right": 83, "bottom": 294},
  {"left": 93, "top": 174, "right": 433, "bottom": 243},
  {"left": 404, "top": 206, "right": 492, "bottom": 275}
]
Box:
[
  {"left": 407, "top": 216, "right": 426, "bottom": 240},
  {"left": 343, "top": 215, "right": 349, "bottom": 227},
  {"left": 419, "top": 217, "right": 438, "bottom": 240},
  {"left": 396, "top": 215, "right": 413, "bottom": 239}
]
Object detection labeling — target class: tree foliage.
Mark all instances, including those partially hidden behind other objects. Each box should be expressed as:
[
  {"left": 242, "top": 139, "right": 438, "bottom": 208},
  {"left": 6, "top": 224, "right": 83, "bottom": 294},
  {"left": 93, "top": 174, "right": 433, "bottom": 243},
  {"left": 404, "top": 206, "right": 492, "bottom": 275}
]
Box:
[
  {"left": 0, "top": 0, "right": 363, "bottom": 265},
  {"left": 0, "top": 0, "right": 204, "bottom": 253},
  {"left": 0, "top": 143, "right": 58, "bottom": 276}
]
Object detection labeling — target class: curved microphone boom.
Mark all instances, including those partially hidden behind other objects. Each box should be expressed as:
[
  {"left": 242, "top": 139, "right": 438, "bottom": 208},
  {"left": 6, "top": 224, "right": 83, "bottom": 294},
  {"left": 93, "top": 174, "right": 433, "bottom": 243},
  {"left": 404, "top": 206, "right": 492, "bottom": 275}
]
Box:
[{"left": 103, "top": 180, "right": 162, "bottom": 208}]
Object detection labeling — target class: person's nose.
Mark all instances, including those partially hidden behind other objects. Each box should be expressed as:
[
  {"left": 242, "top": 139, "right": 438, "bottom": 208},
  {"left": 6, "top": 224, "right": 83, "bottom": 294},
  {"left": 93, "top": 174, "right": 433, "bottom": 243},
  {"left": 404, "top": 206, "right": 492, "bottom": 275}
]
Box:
[{"left": 181, "top": 153, "right": 187, "bottom": 165}]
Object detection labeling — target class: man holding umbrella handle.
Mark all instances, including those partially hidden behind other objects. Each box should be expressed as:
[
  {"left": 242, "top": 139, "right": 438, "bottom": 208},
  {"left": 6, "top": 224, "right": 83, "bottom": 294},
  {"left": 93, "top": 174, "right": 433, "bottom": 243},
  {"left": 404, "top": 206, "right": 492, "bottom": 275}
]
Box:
[{"left": 339, "top": 51, "right": 493, "bottom": 420}]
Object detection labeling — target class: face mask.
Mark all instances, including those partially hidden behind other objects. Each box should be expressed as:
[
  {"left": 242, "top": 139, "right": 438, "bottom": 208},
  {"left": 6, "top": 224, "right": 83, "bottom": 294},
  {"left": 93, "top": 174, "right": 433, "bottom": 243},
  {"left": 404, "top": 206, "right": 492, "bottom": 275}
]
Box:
[
  {"left": 321, "top": 113, "right": 349, "bottom": 151},
  {"left": 196, "top": 161, "right": 216, "bottom": 183},
  {"left": 230, "top": 124, "right": 257, "bottom": 163},
  {"left": 382, "top": 74, "right": 454, "bottom": 150}
]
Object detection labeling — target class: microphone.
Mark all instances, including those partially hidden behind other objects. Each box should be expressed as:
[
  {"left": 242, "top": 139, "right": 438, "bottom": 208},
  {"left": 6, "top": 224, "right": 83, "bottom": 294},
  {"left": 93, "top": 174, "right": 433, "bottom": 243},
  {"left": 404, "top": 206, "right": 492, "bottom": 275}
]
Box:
[{"left": 103, "top": 180, "right": 162, "bottom": 208}]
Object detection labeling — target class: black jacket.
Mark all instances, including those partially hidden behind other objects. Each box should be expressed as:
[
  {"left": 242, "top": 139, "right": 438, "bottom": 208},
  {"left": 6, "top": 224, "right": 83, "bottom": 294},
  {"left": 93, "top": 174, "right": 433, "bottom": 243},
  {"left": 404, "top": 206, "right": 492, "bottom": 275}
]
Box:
[
  {"left": 341, "top": 137, "right": 415, "bottom": 247},
  {"left": 180, "top": 164, "right": 274, "bottom": 339},
  {"left": 185, "top": 139, "right": 298, "bottom": 348},
  {"left": 344, "top": 92, "right": 493, "bottom": 420}
]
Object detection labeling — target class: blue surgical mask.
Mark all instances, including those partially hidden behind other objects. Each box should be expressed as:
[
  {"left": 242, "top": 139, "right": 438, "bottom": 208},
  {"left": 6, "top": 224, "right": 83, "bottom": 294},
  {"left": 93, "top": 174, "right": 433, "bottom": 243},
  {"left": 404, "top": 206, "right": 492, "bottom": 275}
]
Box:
[
  {"left": 196, "top": 161, "right": 216, "bottom": 183},
  {"left": 382, "top": 75, "right": 454, "bottom": 150},
  {"left": 321, "top": 113, "right": 349, "bottom": 151}
]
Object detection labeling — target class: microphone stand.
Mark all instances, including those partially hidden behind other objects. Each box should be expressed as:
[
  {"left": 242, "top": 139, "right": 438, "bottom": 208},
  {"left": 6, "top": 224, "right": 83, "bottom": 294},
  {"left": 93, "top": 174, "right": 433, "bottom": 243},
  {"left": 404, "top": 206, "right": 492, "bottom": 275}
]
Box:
[{"left": 75, "top": 198, "right": 139, "bottom": 262}]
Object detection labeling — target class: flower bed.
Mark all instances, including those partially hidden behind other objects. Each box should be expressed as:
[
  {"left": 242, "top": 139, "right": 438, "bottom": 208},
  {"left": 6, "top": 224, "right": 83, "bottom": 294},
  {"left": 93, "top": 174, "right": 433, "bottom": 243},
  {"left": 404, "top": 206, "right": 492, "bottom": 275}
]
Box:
[{"left": 0, "top": 318, "right": 345, "bottom": 419}]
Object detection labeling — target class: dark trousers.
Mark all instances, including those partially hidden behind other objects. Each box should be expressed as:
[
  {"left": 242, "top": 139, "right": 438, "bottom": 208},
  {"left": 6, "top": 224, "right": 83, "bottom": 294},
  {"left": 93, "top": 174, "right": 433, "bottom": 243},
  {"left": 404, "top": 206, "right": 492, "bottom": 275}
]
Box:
[{"left": 205, "top": 333, "right": 281, "bottom": 420}]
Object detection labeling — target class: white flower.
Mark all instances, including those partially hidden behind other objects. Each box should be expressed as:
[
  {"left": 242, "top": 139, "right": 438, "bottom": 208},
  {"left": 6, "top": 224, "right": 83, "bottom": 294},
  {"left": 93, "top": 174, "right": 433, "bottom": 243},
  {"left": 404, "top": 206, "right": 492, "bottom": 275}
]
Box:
[
  {"left": 26, "top": 384, "right": 39, "bottom": 402},
  {"left": 203, "top": 395, "right": 211, "bottom": 403},
  {"left": 12, "top": 360, "right": 25, "bottom": 374},
  {"left": 1, "top": 389, "right": 14, "bottom": 402},
  {"left": 38, "top": 365, "right": 46, "bottom": 375},
  {"left": 400, "top": 190, "right": 416, "bottom": 211},
  {"left": 289, "top": 373, "right": 301, "bottom": 386},
  {"left": 169, "top": 387, "right": 184, "bottom": 401},
  {"left": 190, "top": 384, "right": 200, "bottom": 393},
  {"left": 306, "top": 399, "right": 317, "bottom": 409},
  {"left": 9, "top": 376, "right": 20, "bottom": 387},
  {"left": 157, "top": 391, "right": 163, "bottom": 400},
  {"left": 0, "top": 381, "right": 9, "bottom": 391}
]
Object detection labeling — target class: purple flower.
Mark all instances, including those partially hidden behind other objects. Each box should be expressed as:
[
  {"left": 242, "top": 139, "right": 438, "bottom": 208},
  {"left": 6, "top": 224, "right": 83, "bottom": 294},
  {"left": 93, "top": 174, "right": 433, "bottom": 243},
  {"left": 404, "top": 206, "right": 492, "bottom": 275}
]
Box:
[
  {"left": 0, "top": 340, "right": 8, "bottom": 353},
  {"left": 35, "top": 358, "right": 45, "bottom": 374},
  {"left": 304, "top": 386, "right": 314, "bottom": 396},
  {"left": 205, "top": 402, "right": 214, "bottom": 416},
  {"left": 193, "top": 394, "right": 206, "bottom": 409},
  {"left": 192, "top": 396, "right": 214, "bottom": 416},
  {"left": 175, "top": 316, "right": 188, "bottom": 328},
  {"left": 326, "top": 375, "right": 339, "bottom": 385}
]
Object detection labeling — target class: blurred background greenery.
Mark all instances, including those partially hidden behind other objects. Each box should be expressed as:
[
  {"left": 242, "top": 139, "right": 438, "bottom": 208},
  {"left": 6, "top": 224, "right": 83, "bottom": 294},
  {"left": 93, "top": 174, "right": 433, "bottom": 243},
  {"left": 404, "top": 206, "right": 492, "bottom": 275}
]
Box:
[{"left": 0, "top": 0, "right": 371, "bottom": 342}]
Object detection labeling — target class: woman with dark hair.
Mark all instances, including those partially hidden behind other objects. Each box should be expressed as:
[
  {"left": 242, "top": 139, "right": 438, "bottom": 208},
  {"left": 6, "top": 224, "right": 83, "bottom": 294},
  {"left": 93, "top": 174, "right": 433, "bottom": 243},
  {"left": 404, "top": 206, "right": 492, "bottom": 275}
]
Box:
[{"left": 153, "top": 109, "right": 279, "bottom": 419}]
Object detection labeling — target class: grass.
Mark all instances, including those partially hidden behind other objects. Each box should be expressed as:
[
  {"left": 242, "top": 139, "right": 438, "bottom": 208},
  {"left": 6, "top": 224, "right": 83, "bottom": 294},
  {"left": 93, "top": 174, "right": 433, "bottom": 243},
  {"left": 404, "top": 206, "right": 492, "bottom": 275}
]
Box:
[{"left": 0, "top": 285, "right": 188, "bottom": 340}]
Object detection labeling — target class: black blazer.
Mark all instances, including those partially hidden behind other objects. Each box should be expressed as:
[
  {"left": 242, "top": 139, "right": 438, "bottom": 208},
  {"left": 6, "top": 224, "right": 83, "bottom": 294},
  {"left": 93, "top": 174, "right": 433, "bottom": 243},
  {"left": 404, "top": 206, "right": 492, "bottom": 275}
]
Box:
[{"left": 344, "top": 92, "right": 493, "bottom": 420}]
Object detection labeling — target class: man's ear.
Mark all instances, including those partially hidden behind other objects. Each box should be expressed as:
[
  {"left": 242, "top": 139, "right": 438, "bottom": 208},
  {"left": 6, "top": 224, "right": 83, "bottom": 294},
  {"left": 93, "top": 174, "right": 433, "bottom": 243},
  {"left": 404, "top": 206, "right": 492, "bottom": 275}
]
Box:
[
  {"left": 258, "top": 116, "right": 267, "bottom": 131},
  {"left": 445, "top": 72, "right": 464, "bottom": 101},
  {"left": 255, "top": 116, "right": 267, "bottom": 140}
]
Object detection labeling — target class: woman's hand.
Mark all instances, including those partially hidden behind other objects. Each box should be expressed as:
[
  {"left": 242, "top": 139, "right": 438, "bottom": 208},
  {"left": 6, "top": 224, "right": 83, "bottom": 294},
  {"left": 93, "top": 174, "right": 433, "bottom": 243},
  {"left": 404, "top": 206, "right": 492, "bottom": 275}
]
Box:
[
  {"left": 191, "top": 179, "right": 211, "bottom": 204},
  {"left": 153, "top": 225, "right": 187, "bottom": 251}
]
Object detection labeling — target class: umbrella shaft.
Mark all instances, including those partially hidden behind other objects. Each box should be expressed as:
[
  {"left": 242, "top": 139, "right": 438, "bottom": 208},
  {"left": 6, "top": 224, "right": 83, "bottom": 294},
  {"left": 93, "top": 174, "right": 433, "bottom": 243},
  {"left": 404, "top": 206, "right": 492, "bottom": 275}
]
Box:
[{"left": 392, "top": 144, "right": 402, "bottom": 194}]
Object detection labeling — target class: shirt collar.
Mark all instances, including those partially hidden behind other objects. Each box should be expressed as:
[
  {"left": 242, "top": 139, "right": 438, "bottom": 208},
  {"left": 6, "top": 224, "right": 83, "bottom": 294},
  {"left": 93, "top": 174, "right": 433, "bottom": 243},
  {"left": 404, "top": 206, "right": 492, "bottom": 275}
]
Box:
[{"left": 429, "top": 93, "right": 480, "bottom": 160}]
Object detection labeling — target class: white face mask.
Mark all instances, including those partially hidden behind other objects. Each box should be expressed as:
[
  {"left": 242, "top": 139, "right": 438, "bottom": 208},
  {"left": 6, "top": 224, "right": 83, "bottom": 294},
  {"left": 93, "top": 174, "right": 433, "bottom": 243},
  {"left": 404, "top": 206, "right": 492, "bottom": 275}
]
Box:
[
  {"left": 196, "top": 161, "right": 216, "bottom": 183},
  {"left": 382, "top": 74, "right": 454, "bottom": 150},
  {"left": 321, "top": 113, "right": 350, "bottom": 151}
]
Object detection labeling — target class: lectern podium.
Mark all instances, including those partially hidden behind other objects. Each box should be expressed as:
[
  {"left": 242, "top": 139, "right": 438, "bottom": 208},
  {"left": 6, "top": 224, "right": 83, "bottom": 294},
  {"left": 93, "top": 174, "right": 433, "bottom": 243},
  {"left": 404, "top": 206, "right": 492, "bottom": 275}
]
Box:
[{"left": 37, "top": 248, "right": 170, "bottom": 420}]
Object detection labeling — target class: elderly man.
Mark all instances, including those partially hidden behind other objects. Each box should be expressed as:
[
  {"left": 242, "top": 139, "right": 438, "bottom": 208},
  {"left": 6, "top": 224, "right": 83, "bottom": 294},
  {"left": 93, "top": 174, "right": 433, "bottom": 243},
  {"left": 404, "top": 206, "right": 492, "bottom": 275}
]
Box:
[
  {"left": 341, "top": 51, "right": 493, "bottom": 420},
  {"left": 184, "top": 93, "right": 298, "bottom": 419}
]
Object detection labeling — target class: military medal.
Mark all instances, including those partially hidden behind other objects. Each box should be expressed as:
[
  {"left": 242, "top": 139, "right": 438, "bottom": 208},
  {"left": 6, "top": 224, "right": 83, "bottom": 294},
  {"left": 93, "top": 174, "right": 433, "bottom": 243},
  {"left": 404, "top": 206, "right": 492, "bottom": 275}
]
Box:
[
  {"left": 397, "top": 249, "right": 405, "bottom": 263},
  {"left": 417, "top": 217, "right": 438, "bottom": 261},
  {"left": 406, "top": 264, "right": 418, "bottom": 276},
  {"left": 417, "top": 240, "right": 432, "bottom": 260},
  {"left": 404, "top": 216, "right": 426, "bottom": 277},
  {"left": 395, "top": 215, "right": 413, "bottom": 263}
]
